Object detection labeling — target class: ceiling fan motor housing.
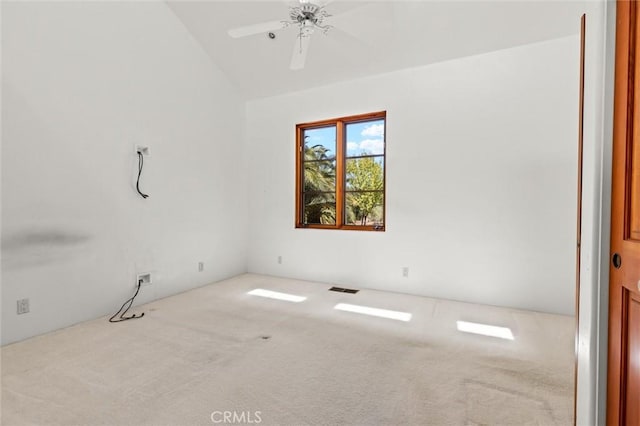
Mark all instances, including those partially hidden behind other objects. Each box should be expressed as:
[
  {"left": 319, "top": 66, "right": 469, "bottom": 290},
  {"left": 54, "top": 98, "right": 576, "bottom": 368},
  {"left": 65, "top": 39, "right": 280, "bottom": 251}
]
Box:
[
  {"left": 291, "top": 3, "right": 331, "bottom": 29},
  {"left": 291, "top": 4, "right": 319, "bottom": 22}
]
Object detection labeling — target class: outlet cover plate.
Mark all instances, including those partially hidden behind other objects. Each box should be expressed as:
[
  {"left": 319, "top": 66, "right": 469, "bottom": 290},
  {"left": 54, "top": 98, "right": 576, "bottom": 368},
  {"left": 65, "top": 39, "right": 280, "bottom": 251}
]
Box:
[
  {"left": 17, "top": 298, "right": 30, "bottom": 315},
  {"left": 135, "top": 145, "right": 150, "bottom": 156},
  {"left": 137, "top": 273, "right": 152, "bottom": 286}
]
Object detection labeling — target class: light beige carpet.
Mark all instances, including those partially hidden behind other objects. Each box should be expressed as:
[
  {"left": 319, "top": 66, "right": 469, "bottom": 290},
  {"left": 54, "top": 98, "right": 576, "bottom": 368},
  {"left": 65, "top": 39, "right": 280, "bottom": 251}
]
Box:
[{"left": 1, "top": 274, "right": 575, "bottom": 425}]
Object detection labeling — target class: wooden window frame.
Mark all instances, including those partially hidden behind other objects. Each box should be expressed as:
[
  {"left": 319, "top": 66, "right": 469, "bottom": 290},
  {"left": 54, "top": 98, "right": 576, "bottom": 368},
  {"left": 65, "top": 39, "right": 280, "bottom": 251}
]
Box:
[{"left": 295, "top": 111, "right": 386, "bottom": 231}]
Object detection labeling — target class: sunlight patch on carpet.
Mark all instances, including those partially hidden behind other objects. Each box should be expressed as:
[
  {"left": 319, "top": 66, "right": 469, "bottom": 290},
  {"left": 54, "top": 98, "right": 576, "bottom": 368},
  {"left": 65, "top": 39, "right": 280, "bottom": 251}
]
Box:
[
  {"left": 334, "top": 303, "right": 412, "bottom": 322},
  {"left": 248, "top": 289, "right": 306, "bottom": 302},
  {"left": 456, "top": 320, "right": 514, "bottom": 340}
]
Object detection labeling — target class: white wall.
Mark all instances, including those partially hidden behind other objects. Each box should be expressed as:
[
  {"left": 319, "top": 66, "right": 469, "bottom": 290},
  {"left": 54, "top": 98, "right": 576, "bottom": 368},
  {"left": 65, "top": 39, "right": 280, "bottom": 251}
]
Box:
[
  {"left": 1, "top": 2, "right": 247, "bottom": 345},
  {"left": 246, "top": 35, "right": 580, "bottom": 316}
]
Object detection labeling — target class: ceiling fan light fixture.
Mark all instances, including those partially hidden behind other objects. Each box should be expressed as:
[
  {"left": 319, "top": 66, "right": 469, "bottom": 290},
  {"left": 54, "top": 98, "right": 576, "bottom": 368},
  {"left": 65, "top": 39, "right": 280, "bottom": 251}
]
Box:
[{"left": 288, "top": 3, "right": 332, "bottom": 34}]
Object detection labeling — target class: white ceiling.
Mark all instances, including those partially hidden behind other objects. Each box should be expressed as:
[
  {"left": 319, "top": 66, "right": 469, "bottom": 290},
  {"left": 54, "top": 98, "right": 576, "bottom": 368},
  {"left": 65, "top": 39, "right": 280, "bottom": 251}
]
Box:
[{"left": 167, "top": 1, "right": 585, "bottom": 99}]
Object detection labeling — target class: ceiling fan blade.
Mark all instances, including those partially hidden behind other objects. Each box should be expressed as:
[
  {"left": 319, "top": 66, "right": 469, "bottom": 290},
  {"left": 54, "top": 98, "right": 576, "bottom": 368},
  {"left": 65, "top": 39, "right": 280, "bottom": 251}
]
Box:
[
  {"left": 228, "top": 20, "right": 286, "bottom": 38},
  {"left": 330, "top": 3, "right": 394, "bottom": 38},
  {"left": 290, "top": 35, "right": 311, "bottom": 70},
  {"left": 329, "top": 26, "right": 371, "bottom": 50},
  {"left": 321, "top": 0, "right": 362, "bottom": 16}
]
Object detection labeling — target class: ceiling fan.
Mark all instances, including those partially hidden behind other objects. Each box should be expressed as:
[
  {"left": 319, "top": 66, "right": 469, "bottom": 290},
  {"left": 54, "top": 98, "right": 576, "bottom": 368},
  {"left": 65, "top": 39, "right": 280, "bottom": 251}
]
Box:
[{"left": 227, "top": 0, "right": 342, "bottom": 71}]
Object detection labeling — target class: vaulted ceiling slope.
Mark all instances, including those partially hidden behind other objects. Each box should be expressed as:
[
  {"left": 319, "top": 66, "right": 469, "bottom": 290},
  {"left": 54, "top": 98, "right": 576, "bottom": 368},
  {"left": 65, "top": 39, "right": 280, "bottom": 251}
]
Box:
[{"left": 167, "top": 1, "right": 585, "bottom": 100}]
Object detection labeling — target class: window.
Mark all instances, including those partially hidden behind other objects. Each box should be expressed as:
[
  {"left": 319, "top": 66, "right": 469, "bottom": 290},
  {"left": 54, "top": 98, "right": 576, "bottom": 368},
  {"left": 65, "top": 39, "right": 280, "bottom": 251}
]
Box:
[{"left": 295, "top": 111, "right": 386, "bottom": 231}]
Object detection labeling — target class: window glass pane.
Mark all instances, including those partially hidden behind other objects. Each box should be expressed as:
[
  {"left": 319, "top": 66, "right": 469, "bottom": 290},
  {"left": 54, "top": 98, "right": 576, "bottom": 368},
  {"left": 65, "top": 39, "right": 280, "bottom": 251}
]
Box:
[
  {"left": 303, "top": 192, "right": 336, "bottom": 225},
  {"left": 304, "top": 160, "right": 336, "bottom": 193},
  {"left": 296, "top": 113, "right": 385, "bottom": 231},
  {"left": 346, "top": 119, "right": 385, "bottom": 157},
  {"left": 346, "top": 157, "right": 384, "bottom": 191},
  {"left": 345, "top": 192, "right": 384, "bottom": 227},
  {"left": 304, "top": 126, "right": 337, "bottom": 160}
]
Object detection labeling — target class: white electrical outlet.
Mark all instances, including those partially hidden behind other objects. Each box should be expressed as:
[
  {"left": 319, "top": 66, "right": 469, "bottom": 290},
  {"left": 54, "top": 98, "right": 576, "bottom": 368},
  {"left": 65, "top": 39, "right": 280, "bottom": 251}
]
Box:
[
  {"left": 17, "top": 298, "right": 30, "bottom": 315},
  {"left": 135, "top": 145, "right": 150, "bottom": 156},
  {"left": 137, "top": 273, "right": 152, "bottom": 287},
  {"left": 402, "top": 267, "right": 409, "bottom": 278},
  {"left": 277, "top": 256, "right": 282, "bottom": 264},
  {"left": 198, "top": 262, "right": 204, "bottom": 272}
]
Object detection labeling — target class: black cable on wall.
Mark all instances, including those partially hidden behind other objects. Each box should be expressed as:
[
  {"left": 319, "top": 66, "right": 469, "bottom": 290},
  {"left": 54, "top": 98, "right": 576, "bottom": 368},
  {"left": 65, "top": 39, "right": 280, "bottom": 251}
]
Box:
[
  {"left": 136, "top": 151, "right": 149, "bottom": 199},
  {"left": 109, "top": 280, "right": 145, "bottom": 323}
]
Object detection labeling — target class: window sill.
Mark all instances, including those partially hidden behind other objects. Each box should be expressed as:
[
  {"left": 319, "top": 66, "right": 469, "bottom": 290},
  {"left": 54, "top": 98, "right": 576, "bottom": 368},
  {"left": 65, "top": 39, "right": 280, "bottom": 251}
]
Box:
[{"left": 295, "top": 224, "right": 385, "bottom": 232}]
